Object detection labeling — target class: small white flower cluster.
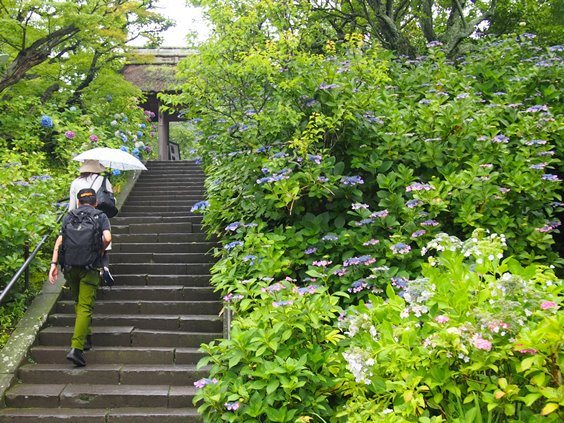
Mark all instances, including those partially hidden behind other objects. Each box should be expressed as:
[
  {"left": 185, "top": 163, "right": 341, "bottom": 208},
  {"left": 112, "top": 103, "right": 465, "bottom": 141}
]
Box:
[
  {"left": 338, "top": 312, "right": 379, "bottom": 339},
  {"left": 400, "top": 278, "right": 435, "bottom": 318},
  {"left": 343, "top": 346, "right": 375, "bottom": 385},
  {"left": 421, "top": 232, "right": 463, "bottom": 256}
]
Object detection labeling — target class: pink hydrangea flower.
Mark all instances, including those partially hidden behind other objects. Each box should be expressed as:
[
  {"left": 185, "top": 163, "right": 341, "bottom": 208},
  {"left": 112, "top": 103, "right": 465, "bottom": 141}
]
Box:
[
  {"left": 65, "top": 131, "right": 75, "bottom": 139},
  {"left": 89, "top": 134, "right": 99, "bottom": 142},
  {"left": 435, "top": 315, "right": 449, "bottom": 324},
  {"left": 540, "top": 301, "right": 558, "bottom": 310},
  {"left": 472, "top": 335, "right": 492, "bottom": 351}
]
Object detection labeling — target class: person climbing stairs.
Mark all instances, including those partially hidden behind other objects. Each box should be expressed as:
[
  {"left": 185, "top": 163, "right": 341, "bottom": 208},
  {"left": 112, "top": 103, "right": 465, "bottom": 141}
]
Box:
[{"left": 0, "top": 160, "right": 220, "bottom": 422}]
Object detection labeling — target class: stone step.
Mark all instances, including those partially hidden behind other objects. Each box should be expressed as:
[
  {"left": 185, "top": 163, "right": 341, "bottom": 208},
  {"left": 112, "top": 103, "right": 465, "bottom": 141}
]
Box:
[
  {"left": 102, "top": 286, "right": 216, "bottom": 301},
  {"left": 112, "top": 234, "right": 209, "bottom": 244},
  {"left": 140, "top": 172, "right": 205, "bottom": 178},
  {"left": 98, "top": 274, "right": 212, "bottom": 287},
  {"left": 112, "top": 242, "right": 216, "bottom": 254},
  {"left": 0, "top": 407, "right": 201, "bottom": 422},
  {"left": 109, "top": 252, "right": 213, "bottom": 264},
  {"left": 61, "top": 286, "right": 217, "bottom": 301},
  {"left": 124, "top": 195, "right": 206, "bottom": 202},
  {"left": 38, "top": 326, "right": 133, "bottom": 346},
  {"left": 132, "top": 180, "right": 205, "bottom": 187},
  {"left": 112, "top": 222, "right": 197, "bottom": 235},
  {"left": 18, "top": 363, "right": 208, "bottom": 385},
  {"left": 120, "top": 205, "right": 202, "bottom": 213},
  {"left": 4, "top": 383, "right": 198, "bottom": 409},
  {"left": 40, "top": 326, "right": 220, "bottom": 348},
  {"left": 48, "top": 314, "right": 222, "bottom": 332},
  {"left": 126, "top": 196, "right": 205, "bottom": 205},
  {"left": 134, "top": 178, "right": 206, "bottom": 185},
  {"left": 111, "top": 216, "right": 203, "bottom": 225},
  {"left": 29, "top": 346, "right": 203, "bottom": 365},
  {"left": 113, "top": 212, "right": 208, "bottom": 220},
  {"left": 56, "top": 300, "right": 222, "bottom": 315},
  {"left": 110, "top": 262, "right": 211, "bottom": 275}
]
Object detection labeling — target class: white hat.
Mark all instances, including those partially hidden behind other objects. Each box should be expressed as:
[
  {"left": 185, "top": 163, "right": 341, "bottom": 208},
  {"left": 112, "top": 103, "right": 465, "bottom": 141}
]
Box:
[{"left": 79, "top": 159, "right": 106, "bottom": 173}]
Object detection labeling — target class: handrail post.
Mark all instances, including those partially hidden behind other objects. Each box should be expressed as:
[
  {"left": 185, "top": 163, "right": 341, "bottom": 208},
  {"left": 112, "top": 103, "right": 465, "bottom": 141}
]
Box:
[{"left": 24, "top": 241, "right": 30, "bottom": 291}]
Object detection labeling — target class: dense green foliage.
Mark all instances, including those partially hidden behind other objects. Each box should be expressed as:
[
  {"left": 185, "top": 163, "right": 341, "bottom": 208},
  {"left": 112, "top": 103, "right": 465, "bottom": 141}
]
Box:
[
  {"left": 0, "top": 0, "right": 165, "bottom": 347},
  {"left": 166, "top": 3, "right": 563, "bottom": 420}
]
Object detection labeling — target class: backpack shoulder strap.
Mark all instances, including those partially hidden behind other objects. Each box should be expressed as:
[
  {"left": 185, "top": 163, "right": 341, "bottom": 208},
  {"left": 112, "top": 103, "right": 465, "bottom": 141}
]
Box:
[{"left": 89, "top": 174, "right": 100, "bottom": 189}]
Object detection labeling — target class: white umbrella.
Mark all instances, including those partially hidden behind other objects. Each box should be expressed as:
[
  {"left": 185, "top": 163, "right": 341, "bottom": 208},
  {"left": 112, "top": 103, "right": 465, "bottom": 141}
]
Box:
[{"left": 73, "top": 147, "right": 148, "bottom": 171}]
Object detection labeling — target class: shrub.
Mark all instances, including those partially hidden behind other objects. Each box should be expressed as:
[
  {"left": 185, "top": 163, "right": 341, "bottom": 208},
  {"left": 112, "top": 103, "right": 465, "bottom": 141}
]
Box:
[{"left": 337, "top": 230, "right": 562, "bottom": 421}]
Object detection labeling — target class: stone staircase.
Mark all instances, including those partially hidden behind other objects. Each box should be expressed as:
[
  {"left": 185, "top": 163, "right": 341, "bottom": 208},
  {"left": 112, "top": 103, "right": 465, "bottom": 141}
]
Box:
[{"left": 0, "top": 161, "right": 220, "bottom": 422}]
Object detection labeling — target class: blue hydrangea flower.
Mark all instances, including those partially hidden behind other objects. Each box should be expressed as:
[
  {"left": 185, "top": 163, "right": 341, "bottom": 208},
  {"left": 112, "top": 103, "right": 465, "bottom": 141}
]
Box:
[
  {"left": 225, "top": 222, "right": 241, "bottom": 231},
  {"left": 190, "top": 200, "right": 209, "bottom": 212},
  {"left": 120, "top": 146, "right": 129, "bottom": 152},
  {"left": 341, "top": 175, "right": 364, "bottom": 186},
  {"left": 224, "top": 241, "right": 243, "bottom": 251},
  {"left": 112, "top": 169, "right": 121, "bottom": 176},
  {"left": 40, "top": 115, "right": 53, "bottom": 128}
]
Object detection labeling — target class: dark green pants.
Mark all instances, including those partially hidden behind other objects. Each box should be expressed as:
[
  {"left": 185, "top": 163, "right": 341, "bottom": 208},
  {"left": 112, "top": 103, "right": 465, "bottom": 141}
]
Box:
[{"left": 63, "top": 267, "right": 99, "bottom": 350}]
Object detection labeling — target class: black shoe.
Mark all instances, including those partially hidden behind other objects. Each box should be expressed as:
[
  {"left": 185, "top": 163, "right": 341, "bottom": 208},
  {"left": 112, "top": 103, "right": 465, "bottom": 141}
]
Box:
[
  {"left": 66, "top": 348, "right": 86, "bottom": 367},
  {"left": 102, "top": 267, "right": 114, "bottom": 286},
  {"left": 84, "top": 335, "right": 92, "bottom": 351}
]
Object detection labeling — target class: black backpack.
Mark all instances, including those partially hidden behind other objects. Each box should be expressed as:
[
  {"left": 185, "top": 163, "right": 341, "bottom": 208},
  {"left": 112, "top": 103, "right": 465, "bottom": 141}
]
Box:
[{"left": 59, "top": 207, "right": 104, "bottom": 269}]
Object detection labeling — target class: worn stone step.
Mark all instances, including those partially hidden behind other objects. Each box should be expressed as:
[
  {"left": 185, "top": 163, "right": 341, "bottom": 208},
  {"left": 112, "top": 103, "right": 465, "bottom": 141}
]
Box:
[
  {"left": 111, "top": 216, "right": 203, "bottom": 225},
  {"left": 112, "top": 222, "right": 196, "bottom": 235},
  {"left": 110, "top": 262, "right": 212, "bottom": 275},
  {"left": 126, "top": 190, "right": 203, "bottom": 198},
  {"left": 29, "top": 346, "right": 203, "bottom": 365},
  {"left": 18, "top": 363, "right": 208, "bottom": 385},
  {"left": 98, "top": 274, "right": 212, "bottom": 287},
  {"left": 39, "top": 326, "right": 134, "bottom": 346},
  {"left": 113, "top": 233, "right": 209, "bottom": 244},
  {"left": 0, "top": 407, "right": 202, "bottom": 422},
  {"left": 4, "top": 383, "right": 198, "bottom": 409},
  {"left": 131, "top": 182, "right": 205, "bottom": 188},
  {"left": 87, "top": 286, "right": 217, "bottom": 301},
  {"left": 39, "top": 326, "right": 220, "bottom": 348},
  {"left": 57, "top": 300, "right": 222, "bottom": 315},
  {"left": 112, "top": 242, "right": 215, "bottom": 254},
  {"left": 48, "top": 314, "right": 222, "bottom": 332},
  {"left": 125, "top": 196, "right": 205, "bottom": 205},
  {"left": 121, "top": 205, "right": 202, "bottom": 213},
  {"left": 134, "top": 179, "right": 205, "bottom": 186},
  {"left": 114, "top": 212, "right": 207, "bottom": 220},
  {"left": 109, "top": 252, "right": 213, "bottom": 264}
]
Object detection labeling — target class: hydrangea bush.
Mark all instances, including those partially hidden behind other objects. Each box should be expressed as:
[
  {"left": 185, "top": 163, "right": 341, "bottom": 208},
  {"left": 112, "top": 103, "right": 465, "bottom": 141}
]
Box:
[
  {"left": 337, "top": 230, "right": 562, "bottom": 421},
  {"left": 178, "top": 33, "right": 563, "bottom": 421},
  {"left": 0, "top": 93, "right": 157, "bottom": 347}
]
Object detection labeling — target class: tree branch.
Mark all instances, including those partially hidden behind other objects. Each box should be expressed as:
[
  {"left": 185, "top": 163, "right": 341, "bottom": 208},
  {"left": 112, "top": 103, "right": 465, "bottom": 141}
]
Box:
[{"left": 0, "top": 24, "right": 79, "bottom": 94}]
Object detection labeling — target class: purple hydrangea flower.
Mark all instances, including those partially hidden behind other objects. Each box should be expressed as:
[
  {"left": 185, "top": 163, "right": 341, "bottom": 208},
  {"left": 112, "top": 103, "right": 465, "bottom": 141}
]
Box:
[
  {"left": 370, "top": 210, "right": 389, "bottom": 218},
  {"left": 411, "top": 229, "right": 427, "bottom": 238},
  {"left": 406, "top": 182, "right": 433, "bottom": 192},
  {"left": 194, "top": 378, "right": 218, "bottom": 388},
  {"left": 421, "top": 219, "right": 439, "bottom": 227},
  {"left": 65, "top": 131, "right": 75, "bottom": 139},
  {"left": 341, "top": 175, "right": 364, "bottom": 186},
  {"left": 343, "top": 255, "right": 375, "bottom": 267},
  {"left": 492, "top": 134, "right": 509, "bottom": 143},
  {"left": 390, "top": 243, "right": 411, "bottom": 255},
  {"left": 406, "top": 199, "right": 423, "bottom": 208},
  {"left": 542, "top": 174, "right": 560, "bottom": 181},
  {"left": 224, "top": 402, "right": 240, "bottom": 411}
]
